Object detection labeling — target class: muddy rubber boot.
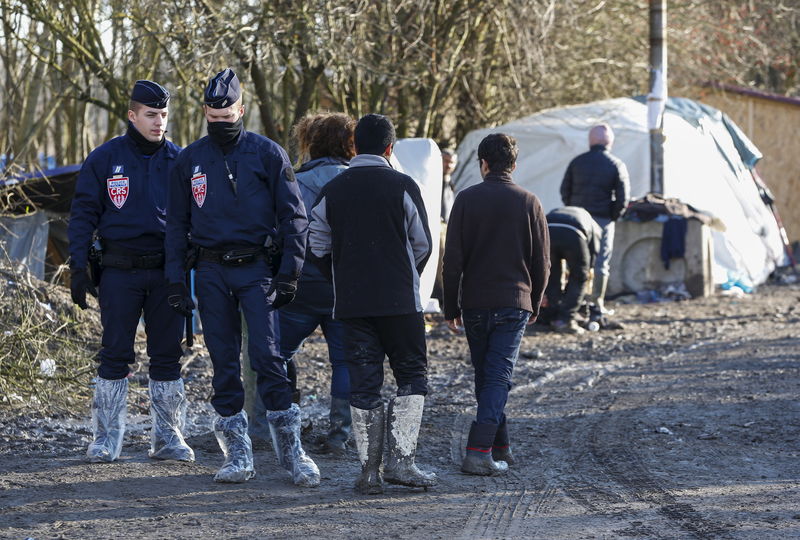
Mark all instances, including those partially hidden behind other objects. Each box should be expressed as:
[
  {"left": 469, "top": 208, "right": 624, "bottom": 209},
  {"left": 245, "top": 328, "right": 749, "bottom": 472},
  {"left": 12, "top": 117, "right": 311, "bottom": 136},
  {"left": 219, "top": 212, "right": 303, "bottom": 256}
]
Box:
[
  {"left": 492, "top": 415, "right": 514, "bottom": 466},
  {"left": 148, "top": 379, "right": 195, "bottom": 462},
  {"left": 325, "top": 397, "right": 352, "bottom": 456},
  {"left": 86, "top": 377, "right": 128, "bottom": 463},
  {"left": 213, "top": 410, "right": 255, "bottom": 483},
  {"left": 461, "top": 421, "right": 509, "bottom": 476},
  {"left": 351, "top": 404, "right": 385, "bottom": 495},
  {"left": 383, "top": 395, "right": 438, "bottom": 488},
  {"left": 267, "top": 403, "right": 321, "bottom": 487}
]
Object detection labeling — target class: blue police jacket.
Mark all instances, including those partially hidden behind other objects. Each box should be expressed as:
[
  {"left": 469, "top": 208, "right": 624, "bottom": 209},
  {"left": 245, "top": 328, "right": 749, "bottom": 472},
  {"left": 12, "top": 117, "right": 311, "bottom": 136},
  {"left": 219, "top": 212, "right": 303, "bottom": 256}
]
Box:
[
  {"left": 285, "top": 156, "right": 348, "bottom": 314},
  {"left": 165, "top": 131, "right": 308, "bottom": 284},
  {"left": 68, "top": 134, "right": 181, "bottom": 269}
]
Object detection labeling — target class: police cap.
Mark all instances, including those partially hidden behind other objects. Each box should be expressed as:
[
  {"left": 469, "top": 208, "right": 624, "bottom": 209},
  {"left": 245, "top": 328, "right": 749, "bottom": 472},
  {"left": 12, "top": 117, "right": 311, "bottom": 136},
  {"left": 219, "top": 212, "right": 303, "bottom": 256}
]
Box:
[
  {"left": 204, "top": 68, "right": 241, "bottom": 109},
  {"left": 130, "top": 80, "right": 170, "bottom": 109}
]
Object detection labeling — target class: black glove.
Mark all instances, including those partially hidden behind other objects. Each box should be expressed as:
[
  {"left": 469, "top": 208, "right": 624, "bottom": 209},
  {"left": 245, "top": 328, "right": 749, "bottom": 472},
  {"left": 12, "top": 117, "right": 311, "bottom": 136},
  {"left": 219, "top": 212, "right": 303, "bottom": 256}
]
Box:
[
  {"left": 267, "top": 279, "right": 297, "bottom": 310},
  {"left": 166, "top": 282, "right": 195, "bottom": 317},
  {"left": 70, "top": 268, "right": 98, "bottom": 310}
]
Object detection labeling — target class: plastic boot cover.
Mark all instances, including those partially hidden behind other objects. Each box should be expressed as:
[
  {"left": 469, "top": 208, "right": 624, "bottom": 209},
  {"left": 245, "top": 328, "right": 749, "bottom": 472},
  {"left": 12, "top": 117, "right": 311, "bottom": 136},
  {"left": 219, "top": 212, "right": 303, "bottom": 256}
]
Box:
[
  {"left": 492, "top": 417, "right": 514, "bottom": 466},
  {"left": 213, "top": 410, "right": 255, "bottom": 483},
  {"left": 86, "top": 377, "right": 128, "bottom": 463},
  {"left": 148, "top": 379, "right": 195, "bottom": 462},
  {"left": 384, "top": 395, "right": 438, "bottom": 488},
  {"left": 351, "top": 403, "right": 385, "bottom": 495},
  {"left": 326, "top": 397, "right": 352, "bottom": 455},
  {"left": 266, "top": 403, "right": 320, "bottom": 487}
]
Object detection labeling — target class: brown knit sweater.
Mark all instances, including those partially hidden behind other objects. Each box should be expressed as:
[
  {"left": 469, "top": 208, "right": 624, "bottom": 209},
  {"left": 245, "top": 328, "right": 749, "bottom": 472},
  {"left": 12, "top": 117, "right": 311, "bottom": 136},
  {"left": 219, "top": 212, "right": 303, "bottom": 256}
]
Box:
[{"left": 442, "top": 171, "right": 550, "bottom": 320}]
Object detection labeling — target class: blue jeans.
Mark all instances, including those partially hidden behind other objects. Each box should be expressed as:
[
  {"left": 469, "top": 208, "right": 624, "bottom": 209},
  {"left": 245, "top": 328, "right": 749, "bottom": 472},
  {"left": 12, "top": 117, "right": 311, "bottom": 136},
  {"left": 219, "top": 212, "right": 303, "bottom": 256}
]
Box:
[
  {"left": 592, "top": 216, "right": 615, "bottom": 276},
  {"left": 462, "top": 307, "right": 531, "bottom": 425},
  {"left": 279, "top": 309, "right": 349, "bottom": 400}
]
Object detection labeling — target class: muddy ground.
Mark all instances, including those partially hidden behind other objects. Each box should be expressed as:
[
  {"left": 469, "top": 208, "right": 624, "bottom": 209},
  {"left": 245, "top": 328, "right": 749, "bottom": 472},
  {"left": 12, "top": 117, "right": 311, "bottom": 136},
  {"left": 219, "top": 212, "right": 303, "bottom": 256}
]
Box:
[{"left": 1, "top": 282, "right": 799, "bottom": 539}]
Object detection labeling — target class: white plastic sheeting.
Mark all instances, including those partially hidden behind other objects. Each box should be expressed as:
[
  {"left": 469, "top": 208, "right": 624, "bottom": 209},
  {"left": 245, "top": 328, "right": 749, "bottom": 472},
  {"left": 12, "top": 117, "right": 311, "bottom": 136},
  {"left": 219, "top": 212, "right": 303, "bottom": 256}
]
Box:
[
  {"left": 452, "top": 97, "right": 785, "bottom": 285},
  {"left": 392, "top": 138, "right": 443, "bottom": 306},
  {"left": 0, "top": 211, "right": 49, "bottom": 279}
]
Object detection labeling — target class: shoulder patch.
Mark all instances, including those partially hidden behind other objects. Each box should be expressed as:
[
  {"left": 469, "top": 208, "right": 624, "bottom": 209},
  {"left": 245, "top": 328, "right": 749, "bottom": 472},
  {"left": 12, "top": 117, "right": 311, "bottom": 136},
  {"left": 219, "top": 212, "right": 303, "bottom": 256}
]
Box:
[{"left": 283, "top": 166, "right": 296, "bottom": 182}]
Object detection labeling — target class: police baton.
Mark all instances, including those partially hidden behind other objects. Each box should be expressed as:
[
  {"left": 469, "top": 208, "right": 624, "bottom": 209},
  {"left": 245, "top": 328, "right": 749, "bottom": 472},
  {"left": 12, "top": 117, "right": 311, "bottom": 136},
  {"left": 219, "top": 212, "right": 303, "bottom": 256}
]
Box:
[{"left": 184, "top": 271, "right": 194, "bottom": 348}]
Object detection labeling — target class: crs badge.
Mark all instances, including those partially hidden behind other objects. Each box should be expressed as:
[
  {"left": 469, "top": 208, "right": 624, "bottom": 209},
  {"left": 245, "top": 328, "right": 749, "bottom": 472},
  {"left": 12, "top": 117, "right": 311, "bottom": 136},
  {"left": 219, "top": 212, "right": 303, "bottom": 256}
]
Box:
[
  {"left": 191, "top": 168, "right": 207, "bottom": 208},
  {"left": 107, "top": 171, "right": 129, "bottom": 209}
]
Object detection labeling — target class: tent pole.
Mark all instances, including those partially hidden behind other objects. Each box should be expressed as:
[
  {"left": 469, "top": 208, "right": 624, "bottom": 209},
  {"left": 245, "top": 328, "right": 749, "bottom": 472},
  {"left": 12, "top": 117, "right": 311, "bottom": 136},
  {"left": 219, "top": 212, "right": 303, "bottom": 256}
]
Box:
[{"left": 649, "top": 0, "right": 667, "bottom": 195}]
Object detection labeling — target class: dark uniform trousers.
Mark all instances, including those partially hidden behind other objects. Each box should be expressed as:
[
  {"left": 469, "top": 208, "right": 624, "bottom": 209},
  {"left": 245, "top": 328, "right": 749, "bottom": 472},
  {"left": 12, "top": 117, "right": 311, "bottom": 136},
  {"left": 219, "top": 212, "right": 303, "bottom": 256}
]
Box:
[
  {"left": 98, "top": 267, "right": 184, "bottom": 381},
  {"left": 545, "top": 226, "right": 591, "bottom": 321},
  {"left": 195, "top": 258, "right": 292, "bottom": 416},
  {"left": 341, "top": 312, "right": 428, "bottom": 410}
]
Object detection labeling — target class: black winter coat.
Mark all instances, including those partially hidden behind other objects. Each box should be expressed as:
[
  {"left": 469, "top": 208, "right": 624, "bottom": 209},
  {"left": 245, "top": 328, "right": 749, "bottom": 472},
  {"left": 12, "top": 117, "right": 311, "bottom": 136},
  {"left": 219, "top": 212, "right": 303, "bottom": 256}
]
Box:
[{"left": 560, "top": 145, "right": 630, "bottom": 220}]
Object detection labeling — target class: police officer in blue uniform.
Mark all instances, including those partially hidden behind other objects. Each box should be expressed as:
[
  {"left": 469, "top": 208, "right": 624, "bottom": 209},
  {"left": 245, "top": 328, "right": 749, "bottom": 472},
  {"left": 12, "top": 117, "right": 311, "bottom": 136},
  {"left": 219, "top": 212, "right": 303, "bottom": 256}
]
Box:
[
  {"left": 165, "top": 68, "right": 319, "bottom": 486},
  {"left": 68, "top": 80, "right": 194, "bottom": 464}
]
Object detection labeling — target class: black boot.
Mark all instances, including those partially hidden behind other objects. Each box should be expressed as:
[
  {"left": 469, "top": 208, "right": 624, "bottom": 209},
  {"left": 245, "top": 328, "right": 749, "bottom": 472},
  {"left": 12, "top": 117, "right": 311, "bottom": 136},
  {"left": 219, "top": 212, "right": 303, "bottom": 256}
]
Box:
[
  {"left": 324, "top": 397, "right": 351, "bottom": 456},
  {"left": 492, "top": 415, "right": 514, "bottom": 466},
  {"left": 351, "top": 404, "right": 385, "bottom": 494},
  {"left": 384, "top": 395, "right": 438, "bottom": 488},
  {"left": 461, "top": 422, "right": 509, "bottom": 476}
]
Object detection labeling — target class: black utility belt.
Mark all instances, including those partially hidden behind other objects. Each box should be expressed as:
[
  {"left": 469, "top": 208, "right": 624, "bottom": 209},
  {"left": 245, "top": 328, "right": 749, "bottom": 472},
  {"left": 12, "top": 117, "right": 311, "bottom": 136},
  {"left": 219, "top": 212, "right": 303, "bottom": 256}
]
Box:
[
  {"left": 197, "top": 246, "right": 267, "bottom": 266},
  {"left": 101, "top": 252, "right": 165, "bottom": 270}
]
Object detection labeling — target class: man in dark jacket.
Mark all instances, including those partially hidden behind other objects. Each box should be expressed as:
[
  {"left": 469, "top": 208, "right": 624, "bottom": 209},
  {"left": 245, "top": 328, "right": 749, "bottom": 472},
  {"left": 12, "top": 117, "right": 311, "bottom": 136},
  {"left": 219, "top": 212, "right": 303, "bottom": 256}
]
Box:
[
  {"left": 545, "top": 206, "right": 602, "bottom": 334},
  {"left": 68, "top": 80, "right": 193, "bottom": 465},
  {"left": 165, "top": 68, "right": 318, "bottom": 487},
  {"left": 443, "top": 133, "right": 550, "bottom": 476},
  {"left": 560, "top": 124, "right": 630, "bottom": 313},
  {"left": 307, "top": 114, "right": 437, "bottom": 495}
]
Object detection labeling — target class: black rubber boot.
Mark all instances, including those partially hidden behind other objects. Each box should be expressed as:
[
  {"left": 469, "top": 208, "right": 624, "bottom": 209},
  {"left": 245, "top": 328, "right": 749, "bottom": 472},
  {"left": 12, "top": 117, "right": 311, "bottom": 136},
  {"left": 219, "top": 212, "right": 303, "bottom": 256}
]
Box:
[
  {"left": 384, "top": 395, "right": 438, "bottom": 488},
  {"left": 324, "top": 397, "right": 352, "bottom": 456},
  {"left": 492, "top": 415, "right": 514, "bottom": 466},
  {"left": 461, "top": 421, "right": 509, "bottom": 476},
  {"left": 351, "top": 404, "right": 385, "bottom": 494}
]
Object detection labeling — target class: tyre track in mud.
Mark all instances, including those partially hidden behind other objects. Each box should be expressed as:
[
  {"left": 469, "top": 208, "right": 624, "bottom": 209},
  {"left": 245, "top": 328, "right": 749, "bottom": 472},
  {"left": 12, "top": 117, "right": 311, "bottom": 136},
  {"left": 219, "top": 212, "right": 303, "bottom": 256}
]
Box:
[
  {"left": 451, "top": 412, "right": 558, "bottom": 539},
  {"left": 546, "top": 358, "right": 731, "bottom": 539},
  {"left": 451, "top": 362, "right": 606, "bottom": 539},
  {"left": 454, "top": 349, "right": 731, "bottom": 539}
]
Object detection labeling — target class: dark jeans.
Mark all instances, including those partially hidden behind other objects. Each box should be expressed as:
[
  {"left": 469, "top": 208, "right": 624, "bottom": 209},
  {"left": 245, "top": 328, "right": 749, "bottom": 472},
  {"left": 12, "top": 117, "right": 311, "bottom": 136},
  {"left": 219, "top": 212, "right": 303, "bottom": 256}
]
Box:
[
  {"left": 545, "top": 227, "right": 590, "bottom": 321},
  {"left": 341, "top": 312, "right": 428, "bottom": 410},
  {"left": 462, "top": 307, "right": 530, "bottom": 425},
  {"left": 98, "top": 267, "right": 183, "bottom": 381},
  {"left": 195, "top": 259, "right": 292, "bottom": 416},
  {"left": 279, "top": 309, "right": 349, "bottom": 400}
]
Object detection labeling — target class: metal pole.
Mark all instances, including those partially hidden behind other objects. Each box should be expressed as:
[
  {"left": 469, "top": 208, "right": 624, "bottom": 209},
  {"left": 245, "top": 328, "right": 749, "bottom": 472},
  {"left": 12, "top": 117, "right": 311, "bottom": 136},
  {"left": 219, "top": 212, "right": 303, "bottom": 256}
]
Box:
[{"left": 649, "top": 0, "right": 667, "bottom": 195}]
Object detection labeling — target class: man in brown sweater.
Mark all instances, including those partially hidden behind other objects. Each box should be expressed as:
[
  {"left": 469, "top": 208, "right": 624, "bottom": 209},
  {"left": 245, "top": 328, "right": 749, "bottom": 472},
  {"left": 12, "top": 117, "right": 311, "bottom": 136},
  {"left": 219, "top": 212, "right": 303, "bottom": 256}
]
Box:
[{"left": 443, "top": 133, "right": 550, "bottom": 476}]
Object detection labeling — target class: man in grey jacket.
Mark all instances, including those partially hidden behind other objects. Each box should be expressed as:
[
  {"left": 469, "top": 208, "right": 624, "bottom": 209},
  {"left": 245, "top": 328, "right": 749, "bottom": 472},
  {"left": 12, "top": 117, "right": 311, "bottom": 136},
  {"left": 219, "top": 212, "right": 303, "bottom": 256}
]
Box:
[{"left": 307, "top": 114, "right": 436, "bottom": 495}]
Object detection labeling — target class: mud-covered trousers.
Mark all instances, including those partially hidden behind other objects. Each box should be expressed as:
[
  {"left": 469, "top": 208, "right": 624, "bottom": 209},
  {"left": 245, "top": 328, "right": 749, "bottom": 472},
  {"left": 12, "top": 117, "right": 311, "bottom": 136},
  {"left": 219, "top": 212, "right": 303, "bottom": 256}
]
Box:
[
  {"left": 462, "top": 307, "right": 531, "bottom": 425},
  {"left": 341, "top": 312, "right": 428, "bottom": 410},
  {"left": 195, "top": 259, "right": 293, "bottom": 416},
  {"left": 98, "top": 267, "right": 183, "bottom": 381}
]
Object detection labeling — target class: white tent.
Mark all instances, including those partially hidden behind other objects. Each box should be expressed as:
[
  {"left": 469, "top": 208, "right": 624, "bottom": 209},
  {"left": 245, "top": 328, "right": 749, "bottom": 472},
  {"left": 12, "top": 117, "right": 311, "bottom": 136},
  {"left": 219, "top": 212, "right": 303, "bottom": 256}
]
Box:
[{"left": 452, "top": 97, "right": 785, "bottom": 285}]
